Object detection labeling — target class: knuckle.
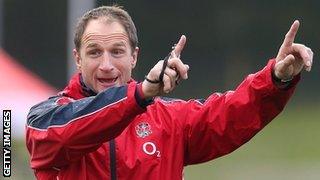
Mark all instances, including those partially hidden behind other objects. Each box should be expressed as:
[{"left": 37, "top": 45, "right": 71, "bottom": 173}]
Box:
[
  {"left": 171, "top": 70, "right": 178, "bottom": 77},
  {"left": 293, "top": 43, "right": 301, "bottom": 48},
  {"left": 179, "top": 67, "right": 187, "bottom": 75},
  {"left": 150, "top": 68, "right": 158, "bottom": 75},
  {"left": 169, "top": 58, "right": 179, "bottom": 65},
  {"left": 285, "top": 33, "right": 289, "bottom": 38},
  {"left": 284, "top": 33, "right": 292, "bottom": 40}
]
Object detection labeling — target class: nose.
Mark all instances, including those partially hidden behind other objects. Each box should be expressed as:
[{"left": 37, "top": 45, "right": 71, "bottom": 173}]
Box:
[{"left": 99, "top": 53, "right": 114, "bottom": 72}]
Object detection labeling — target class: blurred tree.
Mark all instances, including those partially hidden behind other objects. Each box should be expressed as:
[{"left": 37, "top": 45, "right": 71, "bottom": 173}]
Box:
[{"left": 2, "top": 0, "right": 319, "bottom": 101}]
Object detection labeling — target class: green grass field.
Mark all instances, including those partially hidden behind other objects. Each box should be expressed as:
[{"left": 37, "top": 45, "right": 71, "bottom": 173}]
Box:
[{"left": 8, "top": 103, "right": 320, "bottom": 180}]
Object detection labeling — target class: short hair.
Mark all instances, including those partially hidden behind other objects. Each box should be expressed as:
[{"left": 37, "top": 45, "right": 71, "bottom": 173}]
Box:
[{"left": 74, "top": 5, "right": 138, "bottom": 52}]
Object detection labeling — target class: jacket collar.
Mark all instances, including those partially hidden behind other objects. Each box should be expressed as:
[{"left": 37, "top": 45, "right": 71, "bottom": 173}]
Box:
[{"left": 58, "top": 73, "right": 95, "bottom": 100}]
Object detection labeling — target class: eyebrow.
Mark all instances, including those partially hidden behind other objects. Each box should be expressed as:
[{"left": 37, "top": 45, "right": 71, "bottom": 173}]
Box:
[
  {"left": 112, "top": 42, "right": 126, "bottom": 47},
  {"left": 85, "top": 43, "right": 100, "bottom": 49},
  {"left": 84, "top": 41, "right": 127, "bottom": 50}
]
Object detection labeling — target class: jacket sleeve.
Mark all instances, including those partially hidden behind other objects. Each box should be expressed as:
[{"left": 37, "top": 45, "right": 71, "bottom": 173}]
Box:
[
  {"left": 26, "top": 82, "right": 150, "bottom": 169},
  {"left": 177, "top": 59, "right": 299, "bottom": 165}
]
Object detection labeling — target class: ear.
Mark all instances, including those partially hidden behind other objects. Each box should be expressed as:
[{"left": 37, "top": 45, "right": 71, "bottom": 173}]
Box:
[
  {"left": 131, "top": 47, "right": 139, "bottom": 69},
  {"left": 73, "top": 49, "right": 82, "bottom": 71}
]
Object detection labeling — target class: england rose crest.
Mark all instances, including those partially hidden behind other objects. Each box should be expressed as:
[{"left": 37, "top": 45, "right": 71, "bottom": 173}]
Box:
[{"left": 135, "top": 122, "right": 152, "bottom": 138}]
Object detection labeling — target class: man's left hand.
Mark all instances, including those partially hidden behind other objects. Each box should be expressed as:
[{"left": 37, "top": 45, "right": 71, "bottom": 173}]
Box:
[{"left": 274, "top": 20, "right": 314, "bottom": 81}]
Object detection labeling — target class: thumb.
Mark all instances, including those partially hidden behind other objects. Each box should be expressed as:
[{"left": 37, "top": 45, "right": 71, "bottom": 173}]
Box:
[
  {"left": 281, "top": 54, "right": 295, "bottom": 69},
  {"left": 274, "top": 54, "right": 295, "bottom": 79},
  {"left": 173, "top": 35, "right": 187, "bottom": 57}
]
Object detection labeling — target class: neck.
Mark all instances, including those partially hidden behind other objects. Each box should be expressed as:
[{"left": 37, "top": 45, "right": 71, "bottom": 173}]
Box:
[{"left": 79, "top": 74, "right": 97, "bottom": 96}]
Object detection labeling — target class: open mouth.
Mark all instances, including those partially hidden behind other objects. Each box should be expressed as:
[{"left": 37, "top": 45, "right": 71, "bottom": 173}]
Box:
[{"left": 97, "top": 77, "right": 118, "bottom": 87}]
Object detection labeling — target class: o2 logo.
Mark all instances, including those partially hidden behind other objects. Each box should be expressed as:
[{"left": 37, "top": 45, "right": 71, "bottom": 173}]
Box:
[{"left": 142, "top": 142, "right": 161, "bottom": 157}]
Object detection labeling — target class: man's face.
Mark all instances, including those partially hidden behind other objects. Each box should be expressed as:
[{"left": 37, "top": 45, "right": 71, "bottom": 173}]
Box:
[{"left": 74, "top": 18, "right": 138, "bottom": 93}]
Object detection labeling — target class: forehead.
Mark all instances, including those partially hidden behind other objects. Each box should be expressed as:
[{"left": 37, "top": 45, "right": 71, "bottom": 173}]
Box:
[{"left": 82, "top": 19, "right": 129, "bottom": 45}]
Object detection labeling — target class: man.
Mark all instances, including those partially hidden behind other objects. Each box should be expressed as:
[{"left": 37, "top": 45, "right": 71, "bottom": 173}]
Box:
[{"left": 26, "top": 5, "right": 313, "bottom": 180}]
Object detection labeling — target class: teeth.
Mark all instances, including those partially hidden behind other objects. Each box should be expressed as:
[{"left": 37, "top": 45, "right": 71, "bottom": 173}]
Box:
[{"left": 99, "top": 77, "right": 117, "bottom": 83}]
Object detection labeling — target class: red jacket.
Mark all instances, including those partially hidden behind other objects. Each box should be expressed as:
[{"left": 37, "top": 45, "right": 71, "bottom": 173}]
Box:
[{"left": 26, "top": 60, "right": 299, "bottom": 180}]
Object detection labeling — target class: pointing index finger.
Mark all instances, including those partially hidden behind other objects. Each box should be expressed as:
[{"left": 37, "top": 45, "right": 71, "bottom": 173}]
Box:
[
  {"left": 172, "top": 35, "right": 187, "bottom": 57},
  {"left": 282, "top": 20, "right": 300, "bottom": 47}
]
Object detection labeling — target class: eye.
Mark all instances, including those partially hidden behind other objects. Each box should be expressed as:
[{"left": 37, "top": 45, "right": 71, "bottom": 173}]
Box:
[
  {"left": 87, "top": 49, "right": 102, "bottom": 58},
  {"left": 112, "top": 48, "right": 125, "bottom": 57}
]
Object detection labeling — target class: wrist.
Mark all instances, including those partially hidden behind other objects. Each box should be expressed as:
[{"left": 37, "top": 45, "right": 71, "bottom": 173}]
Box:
[
  {"left": 135, "top": 83, "right": 154, "bottom": 108},
  {"left": 273, "top": 71, "right": 294, "bottom": 82},
  {"left": 142, "top": 80, "right": 155, "bottom": 99},
  {"left": 272, "top": 69, "right": 293, "bottom": 88}
]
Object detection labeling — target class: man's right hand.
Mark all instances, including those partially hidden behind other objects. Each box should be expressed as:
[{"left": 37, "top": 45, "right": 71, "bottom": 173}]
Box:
[{"left": 142, "top": 35, "right": 190, "bottom": 98}]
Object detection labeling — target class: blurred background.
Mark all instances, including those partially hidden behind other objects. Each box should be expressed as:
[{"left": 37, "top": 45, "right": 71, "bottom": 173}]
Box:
[{"left": 0, "top": 0, "right": 319, "bottom": 179}]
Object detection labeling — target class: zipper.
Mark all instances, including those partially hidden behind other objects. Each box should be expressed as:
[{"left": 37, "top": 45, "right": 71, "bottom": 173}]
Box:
[{"left": 109, "top": 139, "right": 117, "bottom": 180}]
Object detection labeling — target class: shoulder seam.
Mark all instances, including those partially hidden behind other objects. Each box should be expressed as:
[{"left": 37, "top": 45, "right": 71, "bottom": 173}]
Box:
[{"left": 27, "top": 97, "right": 127, "bottom": 131}]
